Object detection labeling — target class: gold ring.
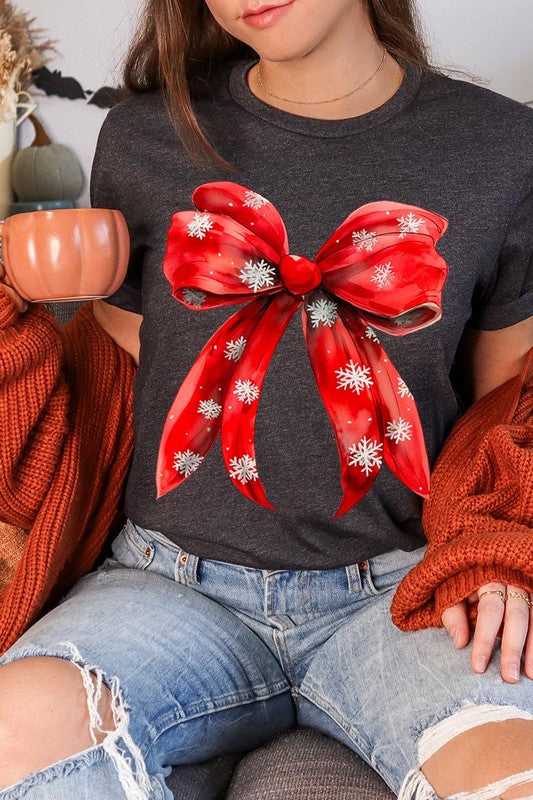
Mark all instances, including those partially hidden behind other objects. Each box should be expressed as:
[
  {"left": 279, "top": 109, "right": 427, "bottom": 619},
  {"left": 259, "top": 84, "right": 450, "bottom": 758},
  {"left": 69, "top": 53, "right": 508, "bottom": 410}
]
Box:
[
  {"left": 506, "top": 591, "right": 533, "bottom": 608},
  {"left": 478, "top": 589, "right": 506, "bottom": 603}
]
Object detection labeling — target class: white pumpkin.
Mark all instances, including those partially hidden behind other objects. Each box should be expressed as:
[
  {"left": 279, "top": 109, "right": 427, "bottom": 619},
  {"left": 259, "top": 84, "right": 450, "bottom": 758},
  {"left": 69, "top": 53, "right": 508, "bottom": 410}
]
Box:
[{"left": 12, "top": 114, "right": 84, "bottom": 202}]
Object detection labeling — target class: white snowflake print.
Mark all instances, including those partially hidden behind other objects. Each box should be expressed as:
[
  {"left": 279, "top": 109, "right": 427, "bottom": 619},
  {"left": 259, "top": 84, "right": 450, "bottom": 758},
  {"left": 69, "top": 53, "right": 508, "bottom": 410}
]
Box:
[
  {"left": 335, "top": 359, "right": 373, "bottom": 394},
  {"left": 229, "top": 454, "right": 259, "bottom": 484},
  {"left": 197, "top": 399, "right": 222, "bottom": 420},
  {"left": 370, "top": 261, "right": 395, "bottom": 290},
  {"left": 352, "top": 228, "right": 378, "bottom": 252},
  {"left": 173, "top": 449, "right": 204, "bottom": 477},
  {"left": 393, "top": 311, "right": 416, "bottom": 327},
  {"left": 233, "top": 378, "right": 260, "bottom": 404},
  {"left": 385, "top": 416, "right": 413, "bottom": 444},
  {"left": 306, "top": 297, "right": 338, "bottom": 328},
  {"left": 187, "top": 212, "right": 213, "bottom": 239},
  {"left": 239, "top": 259, "right": 276, "bottom": 292},
  {"left": 348, "top": 436, "right": 384, "bottom": 477},
  {"left": 396, "top": 212, "right": 424, "bottom": 239},
  {"left": 364, "top": 325, "right": 380, "bottom": 343},
  {"left": 224, "top": 336, "right": 247, "bottom": 362},
  {"left": 397, "top": 376, "right": 413, "bottom": 399},
  {"left": 242, "top": 190, "right": 269, "bottom": 210},
  {"left": 182, "top": 287, "right": 207, "bottom": 307}
]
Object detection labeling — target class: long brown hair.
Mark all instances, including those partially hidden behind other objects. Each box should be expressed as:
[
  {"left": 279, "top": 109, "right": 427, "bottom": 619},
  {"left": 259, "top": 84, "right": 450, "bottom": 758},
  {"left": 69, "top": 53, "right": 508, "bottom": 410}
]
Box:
[{"left": 121, "top": 0, "right": 469, "bottom": 171}]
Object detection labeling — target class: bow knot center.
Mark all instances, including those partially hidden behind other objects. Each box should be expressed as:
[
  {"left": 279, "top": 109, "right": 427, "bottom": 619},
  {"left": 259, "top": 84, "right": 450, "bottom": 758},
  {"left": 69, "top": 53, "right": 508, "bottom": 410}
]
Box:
[{"left": 279, "top": 254, "right": 322, "bottom": 296}]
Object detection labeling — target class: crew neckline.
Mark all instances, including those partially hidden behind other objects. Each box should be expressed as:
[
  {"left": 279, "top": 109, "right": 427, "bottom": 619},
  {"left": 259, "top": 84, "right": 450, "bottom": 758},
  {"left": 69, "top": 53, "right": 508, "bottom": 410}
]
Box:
[{"left": 228, "top": 54, "right": 423, "bottom": 138}]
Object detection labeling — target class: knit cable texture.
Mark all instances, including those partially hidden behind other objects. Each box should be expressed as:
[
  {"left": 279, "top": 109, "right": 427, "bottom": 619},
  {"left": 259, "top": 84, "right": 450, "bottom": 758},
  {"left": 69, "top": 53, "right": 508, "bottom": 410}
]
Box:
[{"left": 391, "top": 344, "right": 533, "bottom": 632}]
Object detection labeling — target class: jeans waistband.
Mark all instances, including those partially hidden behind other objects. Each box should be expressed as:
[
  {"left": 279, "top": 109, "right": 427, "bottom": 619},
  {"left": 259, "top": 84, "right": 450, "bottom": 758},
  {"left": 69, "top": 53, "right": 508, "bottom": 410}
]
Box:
[{"left": 127, "top": 520, "right": 428, "bottom": 598}]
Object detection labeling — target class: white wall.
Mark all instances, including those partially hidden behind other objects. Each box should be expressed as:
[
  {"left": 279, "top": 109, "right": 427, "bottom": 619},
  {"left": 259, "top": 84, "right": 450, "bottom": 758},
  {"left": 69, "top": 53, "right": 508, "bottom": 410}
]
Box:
[
  {"left": 16, "top": 0, "right": 533, "bottom": 208},
  {"left": 416, "top": 1, "right": 533, "bottom": 103},
  {"left": 17, "top": 0, "right": 140, "bottom": 90}
]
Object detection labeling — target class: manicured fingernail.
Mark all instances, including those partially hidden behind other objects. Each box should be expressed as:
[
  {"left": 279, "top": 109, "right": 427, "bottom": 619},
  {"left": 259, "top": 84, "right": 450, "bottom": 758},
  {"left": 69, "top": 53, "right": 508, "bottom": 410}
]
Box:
[
  {"left": 475, "top": 656, "right": 487, "bottom": 672},
  {"left": 509, "top": 664, "right": 519, "bottom": 679}
]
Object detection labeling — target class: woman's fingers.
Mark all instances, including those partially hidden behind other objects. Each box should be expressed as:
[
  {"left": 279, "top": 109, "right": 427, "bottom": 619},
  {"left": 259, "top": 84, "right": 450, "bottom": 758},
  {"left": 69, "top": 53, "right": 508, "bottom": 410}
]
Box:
[
  {"left": 523, "top": 602, "right": 533, "bottom": 680},
  {"left": 443, "top": 583, "right": 531, "bottom": 682},
  {"left": 500, "top": 585, "right": 531, "bottom": 682},
  {"left": 0, "top": 264, "right": 28, "bottom": 312},
  {"left": 471, "top": 582, "right": 506, "bottom": 674},
  {"left": 0, "top": 282, "right": 28, "bottom": 312},
  {"left": 441, "top": 599, "right": 470, "bottom": 648}
]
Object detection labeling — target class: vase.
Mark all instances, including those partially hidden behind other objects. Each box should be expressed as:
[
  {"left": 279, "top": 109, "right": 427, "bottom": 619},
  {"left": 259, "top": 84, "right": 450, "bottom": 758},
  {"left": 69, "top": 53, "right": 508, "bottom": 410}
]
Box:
[{"left": 0, "top": 91, "right": 36, "bottom": 221}]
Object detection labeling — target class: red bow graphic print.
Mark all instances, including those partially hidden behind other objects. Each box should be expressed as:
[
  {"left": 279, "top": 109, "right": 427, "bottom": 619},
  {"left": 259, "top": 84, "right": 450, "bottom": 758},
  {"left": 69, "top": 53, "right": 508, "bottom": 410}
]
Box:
[{"left": 156, "top": 182, "right": 449, "bottom": 519}]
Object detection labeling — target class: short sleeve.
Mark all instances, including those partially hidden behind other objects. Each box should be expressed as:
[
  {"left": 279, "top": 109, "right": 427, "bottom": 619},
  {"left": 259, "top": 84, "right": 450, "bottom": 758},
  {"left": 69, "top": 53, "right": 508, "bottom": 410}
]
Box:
[
  {"left": 466, "top": 165, "right": 533, "bottom": 331},
  {"left": 90, "top": 108, "right": 144, "bottom": 315}
]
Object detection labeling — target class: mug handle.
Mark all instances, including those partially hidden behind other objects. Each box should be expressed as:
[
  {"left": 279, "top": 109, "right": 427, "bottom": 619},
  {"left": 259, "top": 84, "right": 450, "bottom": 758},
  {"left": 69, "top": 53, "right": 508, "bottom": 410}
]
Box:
[{"left": 16, "top": 92, "right": 37, "bottom": 127}]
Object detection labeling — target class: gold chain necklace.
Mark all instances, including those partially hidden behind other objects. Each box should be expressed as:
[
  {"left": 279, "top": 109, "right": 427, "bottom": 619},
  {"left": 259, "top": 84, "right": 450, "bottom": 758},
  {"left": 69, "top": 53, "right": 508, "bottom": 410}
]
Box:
[{"left": 256, "top": 47, "right": 387, "bottom": 105}]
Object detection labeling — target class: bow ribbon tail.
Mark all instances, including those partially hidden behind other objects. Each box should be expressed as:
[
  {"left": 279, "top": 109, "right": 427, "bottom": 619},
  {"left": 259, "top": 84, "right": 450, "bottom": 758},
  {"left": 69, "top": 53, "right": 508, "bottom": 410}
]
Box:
[
  {"left": 302, "top": 289, "right": 383, "bottom": 519},
  {"left": 156, "top": 297, "right": 270, "bottom": 499},
  {"left": 342, "top": 306, "right": 431, "bottom": 498},
  {"left": 222, "top": 293, "right": 301, "bottom": 509}
]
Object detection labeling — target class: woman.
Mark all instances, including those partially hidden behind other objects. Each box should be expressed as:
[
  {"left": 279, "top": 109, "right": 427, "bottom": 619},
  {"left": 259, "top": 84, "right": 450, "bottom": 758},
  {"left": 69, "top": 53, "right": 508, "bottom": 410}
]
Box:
[{"left": 0, "top": 1, "right": 532, "bottom": 798}]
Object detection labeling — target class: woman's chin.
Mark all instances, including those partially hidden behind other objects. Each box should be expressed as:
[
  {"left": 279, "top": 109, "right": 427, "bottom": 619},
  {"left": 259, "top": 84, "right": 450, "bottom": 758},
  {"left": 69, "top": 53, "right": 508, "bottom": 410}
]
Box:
[{"left": 244, "top": 40, "right": 319, "bottom": 64}]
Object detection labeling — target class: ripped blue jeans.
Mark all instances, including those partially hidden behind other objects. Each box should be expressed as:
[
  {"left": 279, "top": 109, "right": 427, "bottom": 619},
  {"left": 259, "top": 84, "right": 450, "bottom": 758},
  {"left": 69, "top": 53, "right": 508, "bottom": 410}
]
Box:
[{"left": 0, "top": 518, "right": 532, "bottom": 799}]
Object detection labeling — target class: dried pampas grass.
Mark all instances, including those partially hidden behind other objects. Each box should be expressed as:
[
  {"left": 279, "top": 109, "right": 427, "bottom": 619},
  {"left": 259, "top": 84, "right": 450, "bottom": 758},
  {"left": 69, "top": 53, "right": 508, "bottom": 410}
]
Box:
[
  {"left": 0, "top": 1, "right": 57, "bottom": 120},
  {"left": 0, "top": 1, "right": 57, "bottom": 91},
  {"left": 0, "top": 30, "right": 28, "bottom": 119}
]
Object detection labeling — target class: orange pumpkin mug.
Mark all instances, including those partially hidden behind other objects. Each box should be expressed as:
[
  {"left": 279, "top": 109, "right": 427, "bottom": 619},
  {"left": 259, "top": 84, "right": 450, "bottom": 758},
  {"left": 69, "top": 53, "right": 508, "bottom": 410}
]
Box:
[{"left": 0, "top": 208, "right": 130, "bottom": 303}]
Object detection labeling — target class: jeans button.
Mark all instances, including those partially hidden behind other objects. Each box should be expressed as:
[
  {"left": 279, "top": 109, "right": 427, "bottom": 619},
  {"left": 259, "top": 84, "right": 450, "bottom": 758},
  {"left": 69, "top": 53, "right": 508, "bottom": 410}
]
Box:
[{"left": 179, "top": 553, "right": 188, "bottom": 565}]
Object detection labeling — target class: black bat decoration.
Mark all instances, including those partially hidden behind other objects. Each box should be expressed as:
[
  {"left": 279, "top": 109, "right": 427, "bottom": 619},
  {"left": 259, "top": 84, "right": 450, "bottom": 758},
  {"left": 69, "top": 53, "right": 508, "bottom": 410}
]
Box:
[
  {"left": 31, "top": 67, "right": 129, "bottom": 108},
  {"left": 32, "top": 66, "right": 86, "bottom": 100}
]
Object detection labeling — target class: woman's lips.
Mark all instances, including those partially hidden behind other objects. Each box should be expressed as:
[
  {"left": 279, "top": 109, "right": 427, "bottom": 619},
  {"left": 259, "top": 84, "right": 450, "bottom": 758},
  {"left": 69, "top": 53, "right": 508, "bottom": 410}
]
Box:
[{"left": 243, "top": 1, "right": 295, "bottom": 28}]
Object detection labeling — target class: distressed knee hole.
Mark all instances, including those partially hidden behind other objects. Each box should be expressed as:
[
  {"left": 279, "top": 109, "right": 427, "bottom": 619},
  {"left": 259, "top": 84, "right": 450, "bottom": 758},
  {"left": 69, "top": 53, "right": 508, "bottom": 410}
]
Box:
[
  {"left": 57, "top": 641, "right": 153, "bottom": 800},
  {"left": 397, "top": 701, "right": 533, "bottom": 800},
  {"left": 416, "top": 701, "right": 533, "bottom": 765}
]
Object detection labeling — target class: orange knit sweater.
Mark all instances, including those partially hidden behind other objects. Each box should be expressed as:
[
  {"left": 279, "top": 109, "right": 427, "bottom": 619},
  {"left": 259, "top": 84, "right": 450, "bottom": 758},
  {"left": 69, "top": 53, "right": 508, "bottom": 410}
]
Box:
[
  {"left": 0, "top": 284, "right": 531, "bottom": 655},
  {"left": 0, "top": 288, "right": 135, "bottom": 654},
  {"left": 391, "top": 341, "right": 533, "bottom": 632}
]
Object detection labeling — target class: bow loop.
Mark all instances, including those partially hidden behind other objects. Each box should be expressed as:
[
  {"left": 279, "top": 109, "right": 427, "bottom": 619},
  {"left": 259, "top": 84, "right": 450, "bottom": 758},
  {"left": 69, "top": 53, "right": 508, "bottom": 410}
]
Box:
[
  {"left": 315, "top": 200, "right": 448, "bottom": 264},
  {"left": 193, "top": 181, "right": 289, "bottom": 256},
  {"left": 316, "top": 201, "right": 449, "bottom": 335},
  {"left": 323, "top": 239, "right": 447, "bottom": 335},
  {"left": 163, "top": 210, "right": 283, "bottom": 310}
]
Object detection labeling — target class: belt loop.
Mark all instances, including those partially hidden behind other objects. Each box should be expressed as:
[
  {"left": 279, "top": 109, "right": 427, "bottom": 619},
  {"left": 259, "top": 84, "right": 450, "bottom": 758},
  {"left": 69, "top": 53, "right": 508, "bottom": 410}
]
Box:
[
  {"left": 345, "top": 563, "right": 363, "bottom": 594},
  {"left": 174, "top": 548, "right": 200, "bottom": 586}
]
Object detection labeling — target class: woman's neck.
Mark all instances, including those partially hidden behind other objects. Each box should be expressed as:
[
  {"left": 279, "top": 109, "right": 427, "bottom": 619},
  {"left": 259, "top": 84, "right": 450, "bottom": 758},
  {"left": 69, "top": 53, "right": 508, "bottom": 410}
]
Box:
[{"left": 246, "top": 4, "right": 404, "bottom": 121}]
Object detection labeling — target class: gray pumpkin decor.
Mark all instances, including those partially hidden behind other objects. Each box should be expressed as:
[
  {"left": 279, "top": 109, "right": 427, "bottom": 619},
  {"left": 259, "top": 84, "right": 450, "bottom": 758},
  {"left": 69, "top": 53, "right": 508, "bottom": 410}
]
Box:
[{"left": 12, "top": 115, "right": 84, "bottom": 202}]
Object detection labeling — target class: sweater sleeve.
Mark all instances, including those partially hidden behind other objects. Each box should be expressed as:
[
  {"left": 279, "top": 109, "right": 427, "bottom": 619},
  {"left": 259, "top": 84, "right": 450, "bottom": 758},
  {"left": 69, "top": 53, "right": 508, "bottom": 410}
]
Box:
[
  {"left": 390, "top": 346, "right": 533, "bottom": 632},
  {"left": 0, "top": 286, "right": 71, "bottom": 528}
]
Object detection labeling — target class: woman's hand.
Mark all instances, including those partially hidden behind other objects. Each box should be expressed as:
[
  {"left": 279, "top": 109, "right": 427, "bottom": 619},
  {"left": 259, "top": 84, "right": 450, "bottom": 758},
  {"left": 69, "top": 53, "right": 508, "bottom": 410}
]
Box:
[
  {"left": 442, "top": 582, "right": 533, "bottom": 682},
  {"left": 0, "top": 262, "right": 28, "bottom": 313}
]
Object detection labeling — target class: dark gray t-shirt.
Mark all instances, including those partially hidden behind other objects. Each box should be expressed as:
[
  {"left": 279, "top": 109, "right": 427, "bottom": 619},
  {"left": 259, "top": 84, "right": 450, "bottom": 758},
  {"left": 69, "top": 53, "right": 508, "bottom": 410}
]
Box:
[{"left": 90, "top": 54, "right": 533, "bottom": 569}]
